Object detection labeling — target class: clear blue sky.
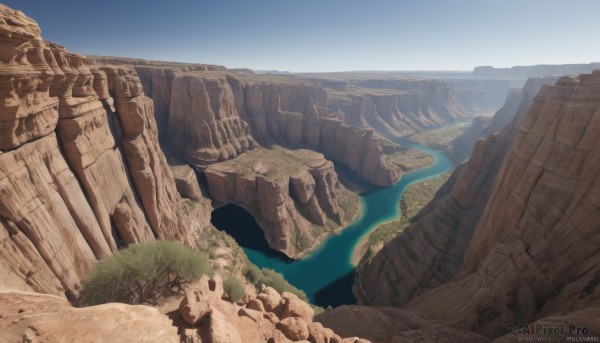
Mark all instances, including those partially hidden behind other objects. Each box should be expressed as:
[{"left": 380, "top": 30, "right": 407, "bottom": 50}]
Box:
[{"left": 4, "top": 0, "right": 600, "bottom": 72}]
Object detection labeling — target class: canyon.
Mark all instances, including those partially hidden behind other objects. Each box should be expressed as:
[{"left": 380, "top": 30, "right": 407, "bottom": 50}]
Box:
[
  {"left": 348, "top": 72, "right": 600, "bottom": 339},
  {"left": 84, "top": 57, "right": 464, "bottom": 258},
  {"left": 0, "top": 5, "right": 364, "bottom": 342},
  {"left": 2, "top": 2, "right": 600, "bottom": 343}
]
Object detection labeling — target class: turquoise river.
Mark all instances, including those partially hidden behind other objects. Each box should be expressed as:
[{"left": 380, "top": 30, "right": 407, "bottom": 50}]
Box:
[{"left": 211, "top": 136, "right": 453, "bottom": 307}]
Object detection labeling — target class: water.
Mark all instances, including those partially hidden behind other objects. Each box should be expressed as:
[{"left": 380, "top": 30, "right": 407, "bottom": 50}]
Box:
[{"left": 211, "top": 138, "right": 452, "bottom": 307}]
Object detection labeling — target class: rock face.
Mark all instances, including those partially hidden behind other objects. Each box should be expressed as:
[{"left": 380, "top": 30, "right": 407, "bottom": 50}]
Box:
[
  {"left": 0, "top": 288, "right": 180, "bottom": 342},
  {"left": 0, "top": 4, "right": 212, "bottom": 300},
  {"left": 168, "top": 74, "right": 257, "bottom": 165},
  {"left": 446, "top": 79, "right": 516, "bottom": 113},
  {"left": 204, "top": 147, "right": 357, "bottom": 258},
  {"left": 449, "top": 78, "right": 558, "bottom": 162},
  {"left": 316, "top": 305, "right": 488, "bottom": 343},
  {"left": 356, "top": 72, "right": 600, "bottom": 339},
  {"left": 322, "top": 79, "right": 471, "bottom": 137},
  {"left": 355, "top": 77, "right": 552, "bottom": 308}
]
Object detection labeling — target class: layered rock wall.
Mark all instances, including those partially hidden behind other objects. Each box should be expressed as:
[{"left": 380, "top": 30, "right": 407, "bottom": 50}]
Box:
[
  {"left": 323, "top": 79, "right": 472, "bottom": 137},
  {"left": 449, "top": 78, "right": 558, "bottom": 161},
  {"left": 121, "top": 69, "right": 405, "bottom": 186},
  {"left": 237, "top": 79, "right": 404, "bottom": 185},
  {"left": 167, "top": 74, "right": 256, "bottom": 165},
  {"left": 355, "top": 77, "right": 559, "bottom": 308},
  {"left": 445, "top": 78, "right": 516, "bottom": 112},
  {"left": 203, "top": 147, "right": 357, "bottom": 258},
  {"left": 0, "top": 5, "right": 211, "bottom": 300},
  {"left": 356, "top": 71, "right": 600, "bottom": 338}
]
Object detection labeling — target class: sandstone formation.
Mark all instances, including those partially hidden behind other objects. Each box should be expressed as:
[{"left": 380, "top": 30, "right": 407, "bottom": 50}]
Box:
[
  {"left": 355, "top": 77, "right": 553, "bottom": 308},
  {"left": 236, "top": 76, "right": 406, "bottom": 186},
  {"left": 86, "top": 64, "right": 424, "bottom": 187},
  {"left": 320, "top": 78, "right": 472, "bottom": 137},
  {"left": 356, "top": 72, "right": 600, "bottom": 339},
  {"left": 169, "top": 274, "right": 369, "bottom": 343},
  {"left": 85, "top": 61, "right": 417, "bottom": 254},
  {"left": 0, "top": 288, "right": 180, "bottom": 342},
  {"left": 0, "top": 4, "right": 212, "bottom": 300},
  {"left": 449, "top": 77, "right": 558, "bottom": 162},
  {"left": 204, "top": 146, "right": 358, "bottom": 258},
  {"left": 0, "top": 275, "right": 371, "bottom": 343},
  {"left": 168, "top": 74, "right": 257, "bottom": 164},
  {"left": 445, "top": 79, "right": 516, "bottom": 112}
]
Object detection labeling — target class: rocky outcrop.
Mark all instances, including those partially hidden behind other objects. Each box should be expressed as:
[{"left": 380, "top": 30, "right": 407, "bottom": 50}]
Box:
[
  {"left": 357, "top": 72, "right": 600, "bottom": 339},
  {"left": 204, "top": 147, "right": 358, "bottom": 258},
  {"left": 0, "top": 288, "right": 180, "bottom": 342},
  {"left": 172, "top": 275, "right": 369, "bottom": 343},
  {"left": 0, "top": 4, "right": 212, "bottom": 300}
]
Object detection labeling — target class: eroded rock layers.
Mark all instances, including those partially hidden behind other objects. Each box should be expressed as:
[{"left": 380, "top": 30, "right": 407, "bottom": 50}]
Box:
[
  {"left": 321, "top": 78, "right": 472, "bottom": 137},
  {"left": 356, "top": 72, "right": 600, "bottom": 338},
  {"left": 0, "top": 4, "right": 212, "bottom": 300},
  {"left": 121, "top": 69, "right": 406, "bottom": 187},
  {"left": 204, "top": 147, "right": 357, "bottom": 258}
]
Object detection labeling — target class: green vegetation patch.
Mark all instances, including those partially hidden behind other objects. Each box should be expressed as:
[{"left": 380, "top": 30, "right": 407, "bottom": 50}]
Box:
[
  {"left": 387, "top": 148, "right": 434, "bottom": 172},
  {"left": 408, "top": 123, "right": 470, "bottom": 151},
  {"left": 223, "top": 276, "right": 245, "bottom": 302},
  {"left": 79, "top": 240, "right": 213, "bottom": 306},
  {"left": 362, "top": 173, "right": 450, "bottom": 263}
]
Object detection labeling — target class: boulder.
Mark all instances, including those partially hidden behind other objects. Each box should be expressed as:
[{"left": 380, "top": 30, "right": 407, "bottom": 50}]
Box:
[
  {"left": 209, "top": 307, "right": 242, "bottom": 343},
  {"left": 280, "top": 291, "right": 315, "bottom": 322},
  {"left": 276, "top": 317, "right": 310, "bottom": 341},
  {"left": 257, "top": 286, "right": 282, "bottom": 312},
  {"left": 179, "top": 291, "right": 211, "bottom": 325}
]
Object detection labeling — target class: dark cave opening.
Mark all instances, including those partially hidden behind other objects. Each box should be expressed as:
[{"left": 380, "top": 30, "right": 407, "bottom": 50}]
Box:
[{"left": 210, "top": 203, "right": 292, "bottom": 262}]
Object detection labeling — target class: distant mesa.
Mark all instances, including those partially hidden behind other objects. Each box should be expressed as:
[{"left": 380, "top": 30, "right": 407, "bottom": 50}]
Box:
[{"left": 473, "top": 63, "right": 600, "bottom": 78}]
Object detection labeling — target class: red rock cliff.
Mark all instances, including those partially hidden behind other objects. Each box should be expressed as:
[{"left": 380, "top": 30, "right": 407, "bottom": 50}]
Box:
[
  {"left": 0, "top": 5, "right": 212, "bottom": 300},
  {"left": 355, "top": 72, "right": 600, "bottom": 338}
]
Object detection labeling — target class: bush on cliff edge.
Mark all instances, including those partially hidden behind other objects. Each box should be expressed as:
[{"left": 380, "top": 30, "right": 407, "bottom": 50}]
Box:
[
  {"left": 223, "top": 276, "right": 245, "bottom": 302},
  {"left": 79, "top": 240, "right": 213, "bottom": 306},
  {"left": 243, "top": 264, "right": 308, "bottom": 301}
]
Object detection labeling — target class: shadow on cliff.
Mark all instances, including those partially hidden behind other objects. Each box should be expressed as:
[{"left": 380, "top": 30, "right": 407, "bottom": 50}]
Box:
[
  {"left": 211, "top": 204, "right": 293, "bottom": 262},
  {"left": 313, "top": 270, "right": 356, "bottom": 308},
  {"left": 332, "top": 162, "right": 380, "bottom": 194}
]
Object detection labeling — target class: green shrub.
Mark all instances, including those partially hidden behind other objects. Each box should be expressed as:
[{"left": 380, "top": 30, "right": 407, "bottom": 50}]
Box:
[
  {"left": 242, "top": 264, "right": 262, "bottom": 284},
  {"left": 79, "top": 240, "right": 213, "bottom": 306},
  {"left": 223, "top": 277, "right": 245, "bottom": 302},
  {"left": 242, "top": 265, "right": 308, "bottom": 302}
]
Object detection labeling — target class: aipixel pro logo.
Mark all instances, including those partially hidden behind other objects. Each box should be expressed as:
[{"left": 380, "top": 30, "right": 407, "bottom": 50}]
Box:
[{"left": 508, "top": 322, "right": 599, "bottom": 342}]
